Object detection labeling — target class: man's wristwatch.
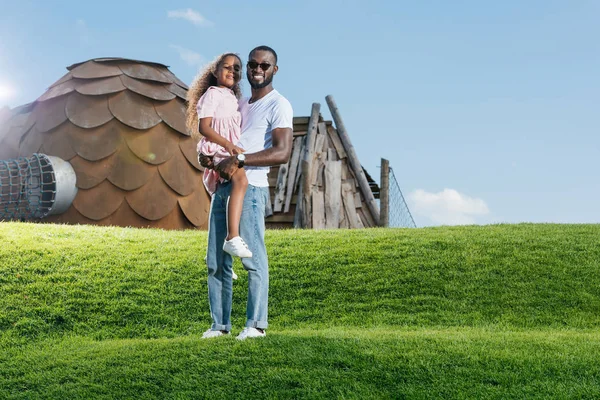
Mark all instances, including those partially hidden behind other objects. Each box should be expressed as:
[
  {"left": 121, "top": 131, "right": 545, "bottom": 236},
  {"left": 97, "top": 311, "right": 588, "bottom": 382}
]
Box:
[{"left": 236, "top": 153, "right": 246, "bottom": 168}]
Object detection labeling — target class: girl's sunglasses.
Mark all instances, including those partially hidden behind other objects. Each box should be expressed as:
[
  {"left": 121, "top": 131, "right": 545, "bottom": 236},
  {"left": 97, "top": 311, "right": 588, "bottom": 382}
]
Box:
[{"left": 247, "top": 61, "right": 272, "bottom": 71}]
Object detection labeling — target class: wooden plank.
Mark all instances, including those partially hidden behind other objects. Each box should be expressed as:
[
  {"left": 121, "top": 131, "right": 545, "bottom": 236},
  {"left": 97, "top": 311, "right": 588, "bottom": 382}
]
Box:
[
  {"left": 273, "top": 159, "right": 290, "bottom": 212},
  {"left": 324, "top": 161, "right": 342, "bottom": 229},
  {"left": 293, "top": 130, "right": 307, "bottom": 137},
  {"left": 358, "top": 205, "right": 377, "bottom": 228},
  {"left": 326, "top": 95, "right": 379, "bottom": 224},
  {"left": 316, "top": 152, "right": 327, "bottom": 187},
  {"left": 300, "top": 103, "right": 321, "bottom": 228},
  {"left": 293, "top": 116, "right": 309, "bottom": 125},
  {"left": 266, "top": 213, "right": 295, "bottom": 223},
  {"left": 354, "top": 192, "right": 362, "bottom": 208},
  {"left": 283, "top": 136, "right": 303, "bottom": 213},
  {"left": 293, "top": 181, "right": 303, "bottom": 228},
  {"left": 294, "top": 137, "right": 305, "bottom": 194},
  {"left": 326, "top": 125, "right": 347, "bottom": 159},
  {"left": 311, "top": 133, "right": 326, "bottom": 186},
  {"left": 328, "top": 148, "right": 338, "bottom": 161},
  {"left": 312, "top": 189, "right": 326, "bottom": 230},
  {"left": 341, "top": 181, "right": 360, "bottom": 228}
]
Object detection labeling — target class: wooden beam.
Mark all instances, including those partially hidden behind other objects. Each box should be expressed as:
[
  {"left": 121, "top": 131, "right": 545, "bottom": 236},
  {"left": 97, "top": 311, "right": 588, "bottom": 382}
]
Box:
[
  {"left": 312, "top": 189, "right": 326, "bottom": 230},
  {"left": 324, "top": 160, "right": 342, "bottom": 229},
  {"left": 299, "top": 103, "right": 321, "bottom": 228},
  {"left": 326, "top": 125, "right": 347, "bottom": 159},
  {"left": 283, "top": 136, "right": 303, "bottom": 213},
  {"left": 272, "top": 158, "right": 290, "bottom": 212},
  {"left": 380, "top": 158, "right": 389, "bottom": 227},
  {"left": 326, "top": 95, "right": 380, "bottom": 224}
]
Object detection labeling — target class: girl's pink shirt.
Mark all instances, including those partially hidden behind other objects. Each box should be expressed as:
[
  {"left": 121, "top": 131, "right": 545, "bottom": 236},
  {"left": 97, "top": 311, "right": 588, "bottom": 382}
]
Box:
[{"left": 195, "top": 86, "right": 242, "bottom": 195}]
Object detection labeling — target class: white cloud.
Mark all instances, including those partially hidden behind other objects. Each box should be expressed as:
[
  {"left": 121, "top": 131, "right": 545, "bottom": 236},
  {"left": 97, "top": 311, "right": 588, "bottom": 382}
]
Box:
[
  {"left": 407, "top": 188, "right": 490, "bottom": 226},
  {"left": 167, "top": 9, "right": 214, "bottom": 27},
  {"left": 169, "top": 45, "right": 204, "bottom": 66}
]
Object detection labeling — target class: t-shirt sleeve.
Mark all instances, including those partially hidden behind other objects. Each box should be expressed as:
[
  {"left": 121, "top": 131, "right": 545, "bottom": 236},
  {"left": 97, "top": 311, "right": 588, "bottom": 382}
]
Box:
[
  {"left": 269, "top": 97, "right": 293, "bottom": 130},
  {"left": 196, "top": 87, "right": 220, "bottom": 119}
]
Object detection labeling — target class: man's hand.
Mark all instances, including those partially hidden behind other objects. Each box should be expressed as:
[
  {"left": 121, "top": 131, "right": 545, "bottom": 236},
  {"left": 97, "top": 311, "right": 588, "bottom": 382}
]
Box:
[
  {"left": 224, "top": 142, "right": 245, "bottom": 156},
  {"left": 198, "top": 153, "right": 214, "bottom": 170},
  {"left": 215, "top": 156, "right": 239, "bottom": 180}
]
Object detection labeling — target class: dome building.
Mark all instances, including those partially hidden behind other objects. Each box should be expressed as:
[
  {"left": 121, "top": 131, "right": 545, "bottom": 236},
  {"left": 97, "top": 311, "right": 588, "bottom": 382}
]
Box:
[{"left": 0, "top": 58, "right": 210, "bottom": 230}]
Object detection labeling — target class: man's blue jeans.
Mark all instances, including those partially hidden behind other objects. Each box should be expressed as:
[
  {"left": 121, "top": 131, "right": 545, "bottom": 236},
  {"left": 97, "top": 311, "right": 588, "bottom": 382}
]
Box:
[{"left": 206, "top": 181, "right": 270, "bottom": 332}]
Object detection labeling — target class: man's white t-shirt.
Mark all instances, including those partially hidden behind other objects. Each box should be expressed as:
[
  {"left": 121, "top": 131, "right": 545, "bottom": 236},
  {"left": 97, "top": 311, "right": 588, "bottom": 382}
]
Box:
[{"left": 237, "top": 89, "right": 293, "bottom": 187}]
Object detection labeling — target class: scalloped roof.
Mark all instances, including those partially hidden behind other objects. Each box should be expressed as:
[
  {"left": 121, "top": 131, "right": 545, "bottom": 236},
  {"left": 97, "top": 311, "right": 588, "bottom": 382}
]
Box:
[{"left": 0, "top": 58, "right": 209, "bottom": 230}]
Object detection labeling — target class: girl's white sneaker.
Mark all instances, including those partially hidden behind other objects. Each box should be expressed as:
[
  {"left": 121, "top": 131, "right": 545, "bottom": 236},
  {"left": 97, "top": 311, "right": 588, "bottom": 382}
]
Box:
[{"left": 223, "top": 236, "right": 252, "bottom": 258}]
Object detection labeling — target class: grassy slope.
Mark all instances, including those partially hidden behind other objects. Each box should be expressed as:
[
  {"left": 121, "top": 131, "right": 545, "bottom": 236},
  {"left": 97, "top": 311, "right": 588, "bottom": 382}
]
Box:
[{"left": 1, "top": 222, "right": 599, "bottom": 399}]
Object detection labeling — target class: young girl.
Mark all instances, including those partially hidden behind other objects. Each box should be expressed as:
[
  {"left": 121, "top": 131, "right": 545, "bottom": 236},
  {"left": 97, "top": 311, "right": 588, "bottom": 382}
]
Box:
[{"left": 186, "top": 53, "right": 252, "bottom": 261}]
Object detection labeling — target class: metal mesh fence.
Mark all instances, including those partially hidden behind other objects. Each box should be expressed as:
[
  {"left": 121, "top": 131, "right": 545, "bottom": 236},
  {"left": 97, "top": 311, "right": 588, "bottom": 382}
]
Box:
[
  {"left": 388, "top": 166, "right": 416, "bottom": 228},
  {"left": 0, "top": 154, "right": 56, "bottom": 220}
]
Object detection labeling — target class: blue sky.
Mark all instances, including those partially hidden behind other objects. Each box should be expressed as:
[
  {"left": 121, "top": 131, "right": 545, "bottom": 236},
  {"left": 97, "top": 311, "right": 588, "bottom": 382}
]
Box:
[{"left": 1, "top": 1, "right": 598, "bottom": 226}]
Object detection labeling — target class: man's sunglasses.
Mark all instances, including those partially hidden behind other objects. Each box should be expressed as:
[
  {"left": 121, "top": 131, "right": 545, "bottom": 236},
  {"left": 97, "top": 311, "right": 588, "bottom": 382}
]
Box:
[{"left": 247, "top": 61, "right": 272, "bottom": 71}]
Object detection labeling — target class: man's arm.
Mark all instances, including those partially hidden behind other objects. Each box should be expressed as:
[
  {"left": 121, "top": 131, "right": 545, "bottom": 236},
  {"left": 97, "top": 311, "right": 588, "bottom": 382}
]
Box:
[
  {"left": 245, "top": 127, "right": 293, "bottom": 166},
  {"left": 215, "top": 127, "right": 293, "bottom": 180}
]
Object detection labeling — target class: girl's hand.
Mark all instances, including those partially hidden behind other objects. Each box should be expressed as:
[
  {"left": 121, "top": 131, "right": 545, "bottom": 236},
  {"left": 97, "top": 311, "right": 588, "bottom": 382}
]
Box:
[{"left": 225, "top": 142, "right": 245, "bottom": 156}]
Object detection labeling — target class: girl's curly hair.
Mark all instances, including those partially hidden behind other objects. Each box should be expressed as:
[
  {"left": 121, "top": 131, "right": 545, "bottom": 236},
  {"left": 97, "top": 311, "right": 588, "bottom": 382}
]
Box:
[{"left": 186, "top": 53, "right": 243, "bottom": 142}]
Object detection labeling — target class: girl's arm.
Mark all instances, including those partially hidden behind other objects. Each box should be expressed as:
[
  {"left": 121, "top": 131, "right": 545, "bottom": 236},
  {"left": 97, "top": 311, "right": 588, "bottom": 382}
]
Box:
[{"left": 198, "top": 117, "right": 244, "bottom": 155}]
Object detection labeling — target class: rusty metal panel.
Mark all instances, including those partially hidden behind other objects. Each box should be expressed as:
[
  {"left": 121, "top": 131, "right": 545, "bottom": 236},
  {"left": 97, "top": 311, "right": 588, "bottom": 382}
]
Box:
[
  {"left": 68, "top": 119, "right": 123, "bottom": 161},
  {"left": 71, "top": 61, "right": 122, "bottom": 79},
  {"left": 108, "top": 90, "right": 162, "bottom": 130},
  {"left": 118, "top": 63, "right": 171, "bottom": 84},
  {"left": 18, "top": 126, "right": 44, "bottom": 157},
  {"left": 72, "top": 179, "right": 126, "bottom": 220},
  {"left": 0, "top": 130, "right": 20, "bottom": 159},
  {"left": 37, "top": 80, "right": 77, "bottom": 102},
  {"left": 155, "top": 98, "right": 188, "bottom": 135},
  {"left": 43, "top": 204, "right": 95, "bottom": 225},
  {"left": 166, "top": 83, "right": 187, "bottom": 100},
  {"left": 178, "top": 187, "right": 210, "bottom": 228},
  {"left": 66, "top": 93, "right": 114, "bottom": 129},
  {"left": 107, "top": 145, "right": 154, "bottom": 190},
  {"left": 119, "top": 75, "right": 175, "bottom": 101},
  {"left": 157, "top": 148, "right": 197, "bottom": 196},
  {"left": 48, "top": 72, "right": 74, "bottom": 89},
  {"left": 69, "top": 154, "right": 115, "bottom": 189},
  {"left": 161, "top": 69, "right": 189, "bottom": 89},
  {"left": 76, "top": 76, "right": 126, "bottom": 96},
  {"left": 39, "top": 125, "right": 77, "bottom": 161},
  {"left": 179, "top": 135, "right": 202, "bottom": 171},
  {"left": 33, "top": 95, "right": 69, "bottom": 133},
  {"left": 124, "top": 123, "right": 178, "bottom": 165},
  {"left": 125, "top": 172, "right": 178, "bottom": 220}
]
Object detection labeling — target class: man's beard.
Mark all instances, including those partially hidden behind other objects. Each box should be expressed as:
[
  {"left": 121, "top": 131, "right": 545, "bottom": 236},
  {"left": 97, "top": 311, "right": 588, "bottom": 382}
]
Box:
[{"left": 248, "top": 73, "right": 273, "bottom": 89}]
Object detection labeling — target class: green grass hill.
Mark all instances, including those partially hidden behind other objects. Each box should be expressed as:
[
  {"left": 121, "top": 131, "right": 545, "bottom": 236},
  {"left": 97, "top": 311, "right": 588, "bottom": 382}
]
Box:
[{"left": 1, "top": 222, "right": 599, "bottom": 399}]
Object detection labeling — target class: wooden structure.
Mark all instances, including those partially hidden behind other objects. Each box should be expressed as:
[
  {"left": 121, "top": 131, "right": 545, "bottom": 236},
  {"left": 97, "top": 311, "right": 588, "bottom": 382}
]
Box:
[
  {"left": 266, "top": 97, "right": 380, "bottom": 229},
  {"left": 0, "top": 58, "right": 210, "bottom": 230}
]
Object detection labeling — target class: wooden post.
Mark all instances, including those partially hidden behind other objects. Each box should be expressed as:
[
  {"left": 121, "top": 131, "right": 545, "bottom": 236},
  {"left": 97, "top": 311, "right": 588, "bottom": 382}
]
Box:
[
  {"left": 380, "top": 158, "right": 389, "bottom": 227},
  {"left": 299, "top": 103, "right": 321, "bottom": 228},
  {"left": 325, "top": 95, "right": 380, "bottom": 224}
]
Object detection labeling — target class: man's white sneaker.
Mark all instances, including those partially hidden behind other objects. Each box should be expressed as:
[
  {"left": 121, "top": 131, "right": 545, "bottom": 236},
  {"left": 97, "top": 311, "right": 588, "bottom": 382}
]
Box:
[
  {"left": 223, "top": 236, "right": 253, "bottom": 258},
  {"left": 201, "top": 329, "right": 229, "bottom": 339},
  {"left": 236, "top": 327, "right": 266, "bottom": 340}
]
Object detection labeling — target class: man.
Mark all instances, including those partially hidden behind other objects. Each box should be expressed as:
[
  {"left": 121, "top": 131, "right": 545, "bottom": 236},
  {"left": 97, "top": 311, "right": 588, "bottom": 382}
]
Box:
[{"left": 200, "top": 45, "right": 293, "bottom": 340}]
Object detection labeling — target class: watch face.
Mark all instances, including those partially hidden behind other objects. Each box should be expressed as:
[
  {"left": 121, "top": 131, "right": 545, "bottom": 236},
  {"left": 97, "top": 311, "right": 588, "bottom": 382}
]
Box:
[{"left": 238, "top": 154, "right": 246, "bottom": 161}]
